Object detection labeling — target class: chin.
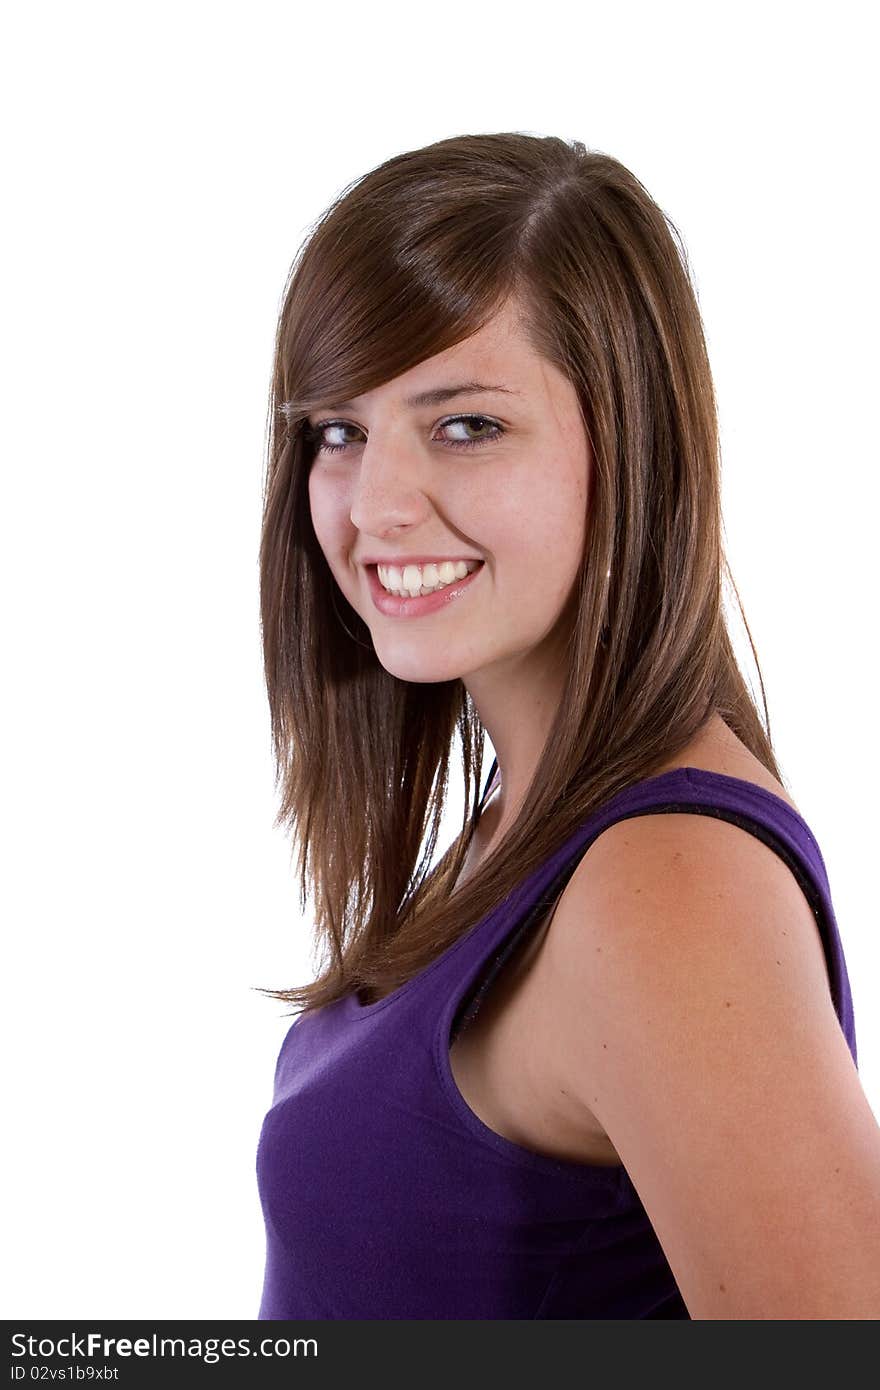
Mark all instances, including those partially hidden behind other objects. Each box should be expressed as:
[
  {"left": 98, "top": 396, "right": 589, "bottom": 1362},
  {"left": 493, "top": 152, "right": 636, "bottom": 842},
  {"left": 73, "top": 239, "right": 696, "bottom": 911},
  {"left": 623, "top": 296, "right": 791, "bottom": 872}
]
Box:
[
  {"left": 371, "top": 642, "right": 466, "bottom": 686},
  {"left": 377, "top": 662, "right": 465, "bottom": 686}
]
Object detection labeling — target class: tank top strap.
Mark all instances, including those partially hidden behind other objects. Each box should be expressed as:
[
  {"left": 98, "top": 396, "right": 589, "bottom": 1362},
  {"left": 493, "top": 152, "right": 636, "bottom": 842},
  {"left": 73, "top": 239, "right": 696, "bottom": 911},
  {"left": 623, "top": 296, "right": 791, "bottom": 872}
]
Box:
[
  {"left": 473, "top": 755, "right": 500, "bottom": 824},
  {"left": 440, "top": 765, "right": 856, "bottom": 1066}
]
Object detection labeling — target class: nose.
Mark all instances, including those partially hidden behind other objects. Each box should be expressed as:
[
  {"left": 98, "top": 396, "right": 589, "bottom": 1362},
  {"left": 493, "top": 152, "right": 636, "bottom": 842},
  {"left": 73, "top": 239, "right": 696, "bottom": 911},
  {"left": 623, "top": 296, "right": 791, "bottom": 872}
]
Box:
[{"left": 348, "top": 427, "right": 433, "bottom": 536}]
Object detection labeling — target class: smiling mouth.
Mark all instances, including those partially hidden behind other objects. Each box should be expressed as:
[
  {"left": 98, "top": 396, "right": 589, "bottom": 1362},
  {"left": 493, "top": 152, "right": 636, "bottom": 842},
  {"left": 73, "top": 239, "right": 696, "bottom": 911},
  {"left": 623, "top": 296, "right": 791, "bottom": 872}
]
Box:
[{"left": 364, "top": 559, "right": 484, "bottom": 616}]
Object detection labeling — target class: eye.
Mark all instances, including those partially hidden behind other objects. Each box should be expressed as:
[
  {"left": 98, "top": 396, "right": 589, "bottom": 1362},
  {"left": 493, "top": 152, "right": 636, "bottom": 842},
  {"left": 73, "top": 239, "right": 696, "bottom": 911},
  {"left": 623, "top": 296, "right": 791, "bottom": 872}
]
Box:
[
  {"left": 439, "top": 415, "right": 504, "bottom": 449},
  {"left": 303, "top": 421, "right": 360, "bottom": 455},
  {"left": 303, "top": 414, "right": 505, "bottom": 456}
]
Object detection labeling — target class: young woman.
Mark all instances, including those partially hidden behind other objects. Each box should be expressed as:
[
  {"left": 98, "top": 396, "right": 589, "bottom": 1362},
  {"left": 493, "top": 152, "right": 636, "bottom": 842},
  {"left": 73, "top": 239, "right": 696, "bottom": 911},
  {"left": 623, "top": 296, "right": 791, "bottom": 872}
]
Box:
[{"left": 254, "top": 133, "right": 880, "bottom": 1319}]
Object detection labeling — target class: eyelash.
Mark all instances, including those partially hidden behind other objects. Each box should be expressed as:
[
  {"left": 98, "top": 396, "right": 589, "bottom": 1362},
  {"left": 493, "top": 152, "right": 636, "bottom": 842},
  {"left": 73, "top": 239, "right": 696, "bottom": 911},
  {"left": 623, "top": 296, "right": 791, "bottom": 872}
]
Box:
[{"left": 304, "top": 413, "right": 505, "bottom": 456}]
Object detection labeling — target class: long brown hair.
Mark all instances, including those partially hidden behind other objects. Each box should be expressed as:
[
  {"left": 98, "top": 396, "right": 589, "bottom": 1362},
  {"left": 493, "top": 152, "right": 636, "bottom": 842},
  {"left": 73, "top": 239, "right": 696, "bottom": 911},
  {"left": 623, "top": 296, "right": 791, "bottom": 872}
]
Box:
[{"left": 257, "top": 132, "right": 783, "bottom": 1017}]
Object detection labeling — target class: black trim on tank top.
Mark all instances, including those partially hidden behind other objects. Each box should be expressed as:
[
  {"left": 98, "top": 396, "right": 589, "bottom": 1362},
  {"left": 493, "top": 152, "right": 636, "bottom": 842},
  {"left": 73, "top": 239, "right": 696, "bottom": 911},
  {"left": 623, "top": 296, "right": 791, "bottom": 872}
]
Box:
[{"left": 450, "top": 801, "right": 828, "bottom": 1047}]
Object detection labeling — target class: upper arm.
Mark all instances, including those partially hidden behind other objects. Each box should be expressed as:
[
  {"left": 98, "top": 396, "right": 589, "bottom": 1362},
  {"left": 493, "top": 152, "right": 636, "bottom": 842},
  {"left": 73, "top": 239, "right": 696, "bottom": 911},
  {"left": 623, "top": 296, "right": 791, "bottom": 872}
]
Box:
[{"left": 546, "top": 812, "right": 880, "bottom": 1319}]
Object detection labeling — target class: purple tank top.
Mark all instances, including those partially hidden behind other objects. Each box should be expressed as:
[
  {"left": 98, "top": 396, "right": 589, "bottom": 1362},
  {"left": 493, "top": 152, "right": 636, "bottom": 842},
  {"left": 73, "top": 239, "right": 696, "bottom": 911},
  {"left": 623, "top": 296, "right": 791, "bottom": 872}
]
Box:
[{"left": 255, "top": 766, "right": 858, "bottom": 1319}]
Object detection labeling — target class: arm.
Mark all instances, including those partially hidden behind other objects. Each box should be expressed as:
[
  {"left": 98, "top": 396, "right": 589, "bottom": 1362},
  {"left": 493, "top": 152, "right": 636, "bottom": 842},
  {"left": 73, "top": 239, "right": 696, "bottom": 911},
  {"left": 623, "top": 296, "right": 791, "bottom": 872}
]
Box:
[{"left": 544, "top": 812, "right": 880, "bottom": 1319}]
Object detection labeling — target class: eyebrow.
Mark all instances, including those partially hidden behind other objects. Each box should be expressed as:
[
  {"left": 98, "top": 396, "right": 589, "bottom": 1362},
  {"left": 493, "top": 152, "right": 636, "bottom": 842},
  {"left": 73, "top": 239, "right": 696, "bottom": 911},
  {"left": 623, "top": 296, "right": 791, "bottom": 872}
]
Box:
[{"left": 312, "top": 382, "right": 521, "bottom": 413}]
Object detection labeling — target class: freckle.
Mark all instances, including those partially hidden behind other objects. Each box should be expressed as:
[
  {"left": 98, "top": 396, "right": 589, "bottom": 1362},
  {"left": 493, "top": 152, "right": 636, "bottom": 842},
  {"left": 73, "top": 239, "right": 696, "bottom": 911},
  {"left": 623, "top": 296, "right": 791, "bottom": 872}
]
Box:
[
  {"left": 719, "top": 1282, "right": 726, "bottom": 1293},
  {"left": 602, "top": 1042, "right": 607, "bottom": 1049},
  {"left": 724, "top": 1001, "right": 731, "bottom": 1007},
  {"left": 596, "top": 946, "right": 602, "bottom": 952},
  {"left": 776, "top": 959, "right": 781, "bottom": 965},
  {"left": 834, "top": 1167, "right": 840, "bottom": 1174}
]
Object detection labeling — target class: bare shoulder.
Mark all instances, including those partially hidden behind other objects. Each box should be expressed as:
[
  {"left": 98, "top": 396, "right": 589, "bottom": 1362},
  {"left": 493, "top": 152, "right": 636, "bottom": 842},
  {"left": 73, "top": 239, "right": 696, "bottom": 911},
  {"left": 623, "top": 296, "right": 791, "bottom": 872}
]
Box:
[
  {"left": 650, "top": 710, "right": 804, "bottom": 817},
  {"left": 542, "top": 796, "right": 880, "bottom": 1318}
]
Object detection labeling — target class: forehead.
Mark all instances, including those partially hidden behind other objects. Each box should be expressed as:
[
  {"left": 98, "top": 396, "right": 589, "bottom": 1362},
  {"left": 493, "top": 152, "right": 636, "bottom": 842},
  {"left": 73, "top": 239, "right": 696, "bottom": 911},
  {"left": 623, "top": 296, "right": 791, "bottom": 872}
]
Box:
[
  {"left": 420, "top": 295, "right": 531, "bottom": 377},
  {"left": 320, "top": 295, "right": 565, "bottom": 415}
]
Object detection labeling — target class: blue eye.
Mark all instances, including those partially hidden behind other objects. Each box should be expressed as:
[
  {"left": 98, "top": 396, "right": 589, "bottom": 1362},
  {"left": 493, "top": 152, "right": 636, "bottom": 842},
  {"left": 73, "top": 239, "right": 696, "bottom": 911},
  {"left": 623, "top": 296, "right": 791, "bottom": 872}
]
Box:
[{"left": 304, "top": 414, "right": 505, "bottom": 456}]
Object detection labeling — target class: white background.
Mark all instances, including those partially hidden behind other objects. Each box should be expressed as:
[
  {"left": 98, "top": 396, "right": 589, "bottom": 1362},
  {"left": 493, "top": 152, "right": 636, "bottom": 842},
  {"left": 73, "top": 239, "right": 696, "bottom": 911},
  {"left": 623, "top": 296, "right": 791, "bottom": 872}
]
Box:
[{"left": 2, "top": 0, "right": 876, "bottom": 1319}]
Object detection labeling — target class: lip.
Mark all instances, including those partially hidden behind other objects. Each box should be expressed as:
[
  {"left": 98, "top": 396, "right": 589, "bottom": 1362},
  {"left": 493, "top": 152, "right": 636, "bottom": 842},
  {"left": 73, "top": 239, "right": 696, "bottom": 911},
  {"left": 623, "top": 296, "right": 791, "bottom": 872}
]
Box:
[{"left": 365, "top": 561, "right": 485, "bottom": 618}]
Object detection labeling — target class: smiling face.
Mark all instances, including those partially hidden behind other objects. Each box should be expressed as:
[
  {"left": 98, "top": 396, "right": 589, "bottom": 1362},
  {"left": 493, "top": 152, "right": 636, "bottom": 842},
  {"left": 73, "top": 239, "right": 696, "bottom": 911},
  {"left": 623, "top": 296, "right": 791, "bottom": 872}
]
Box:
[{"left": 306, "top": 295, "right": 593, "bottom": 687}]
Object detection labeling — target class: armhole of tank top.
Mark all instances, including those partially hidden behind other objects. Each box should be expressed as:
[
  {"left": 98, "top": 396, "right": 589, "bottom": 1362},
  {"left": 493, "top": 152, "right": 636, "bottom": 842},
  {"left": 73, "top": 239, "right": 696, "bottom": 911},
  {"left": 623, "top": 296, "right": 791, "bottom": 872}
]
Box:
[{"left": 449, "top": 798, "right": 836, "bottom": 1048}]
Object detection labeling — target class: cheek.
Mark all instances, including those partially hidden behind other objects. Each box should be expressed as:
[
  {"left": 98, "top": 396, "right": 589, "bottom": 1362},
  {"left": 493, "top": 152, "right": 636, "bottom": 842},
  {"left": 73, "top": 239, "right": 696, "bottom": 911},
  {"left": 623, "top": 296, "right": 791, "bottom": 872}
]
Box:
[
  {"left": 544, "top": 456, "right": 590, "bottom": 567},
  {"left": 308, "top": 471, "right": 348, "bottom": 558},
  {"left": 490, "top": 463, "right": 587, "bottom": 567}
]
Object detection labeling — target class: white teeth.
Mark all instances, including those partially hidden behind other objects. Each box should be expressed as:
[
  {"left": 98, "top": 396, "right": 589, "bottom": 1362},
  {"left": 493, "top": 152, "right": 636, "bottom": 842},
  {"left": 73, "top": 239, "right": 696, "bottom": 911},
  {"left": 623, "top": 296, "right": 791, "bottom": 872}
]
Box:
[{"left": 377, "top": 559, "right": 480, "bottom": 597}]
